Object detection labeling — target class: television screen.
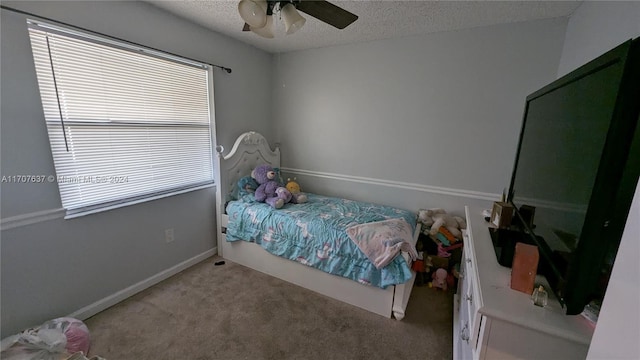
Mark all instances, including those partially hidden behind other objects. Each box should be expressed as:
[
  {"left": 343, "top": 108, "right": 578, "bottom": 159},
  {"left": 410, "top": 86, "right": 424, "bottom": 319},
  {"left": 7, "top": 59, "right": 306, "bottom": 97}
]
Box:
[
  {"left": 510, "top": 59, "right": 622, "bottom": 254},
  {"left": 507, "top": 38, "right": 640, "bottom": 315}
]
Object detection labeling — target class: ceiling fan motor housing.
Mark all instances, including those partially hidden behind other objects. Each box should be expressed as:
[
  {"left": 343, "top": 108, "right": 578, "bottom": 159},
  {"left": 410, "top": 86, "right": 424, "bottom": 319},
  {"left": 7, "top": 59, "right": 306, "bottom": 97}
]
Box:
[{"left": 240, "top": 0, "right": 358, "bottom": 36}]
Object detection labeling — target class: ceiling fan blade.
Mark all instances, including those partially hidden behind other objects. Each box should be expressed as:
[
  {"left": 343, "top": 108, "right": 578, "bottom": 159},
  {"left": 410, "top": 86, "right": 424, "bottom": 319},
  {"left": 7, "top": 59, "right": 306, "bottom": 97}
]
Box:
[
  {"left": 242, "top": 22, "right": 251, "bottom": 31},
  {"left": 295, "top": 1, "right": 358, "bottom": 30}
]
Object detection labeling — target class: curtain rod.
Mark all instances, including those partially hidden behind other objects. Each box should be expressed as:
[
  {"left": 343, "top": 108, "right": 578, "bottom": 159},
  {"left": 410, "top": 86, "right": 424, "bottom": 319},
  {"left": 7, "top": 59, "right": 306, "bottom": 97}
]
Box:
[{"left": 0, "top": 4, "right": 233, "bottom": 74}]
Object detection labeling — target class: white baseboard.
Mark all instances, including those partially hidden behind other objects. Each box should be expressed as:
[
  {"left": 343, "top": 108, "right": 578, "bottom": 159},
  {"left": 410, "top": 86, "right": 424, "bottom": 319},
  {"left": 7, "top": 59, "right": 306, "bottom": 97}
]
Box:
[{"left": 68, "top": 248, "right": 217, "bottom": 320}]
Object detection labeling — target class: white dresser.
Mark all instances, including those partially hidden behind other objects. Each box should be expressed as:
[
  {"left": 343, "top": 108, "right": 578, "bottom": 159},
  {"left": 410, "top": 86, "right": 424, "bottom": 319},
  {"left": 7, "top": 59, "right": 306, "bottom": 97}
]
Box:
[{"left": 453, "top": 206, "right": 595, "bottom": 360}]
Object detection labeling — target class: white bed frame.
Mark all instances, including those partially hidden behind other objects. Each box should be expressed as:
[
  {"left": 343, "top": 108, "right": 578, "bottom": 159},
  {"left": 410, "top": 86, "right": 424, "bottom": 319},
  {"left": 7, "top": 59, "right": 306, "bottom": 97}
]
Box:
[{"left": 214, "top": 131, "right": 418, "bottom": 319}]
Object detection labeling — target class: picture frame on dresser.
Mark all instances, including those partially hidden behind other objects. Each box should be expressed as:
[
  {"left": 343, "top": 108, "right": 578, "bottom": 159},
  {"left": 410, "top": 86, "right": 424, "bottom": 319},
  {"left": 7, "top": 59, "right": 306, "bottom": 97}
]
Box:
[{"left": 490, "top": 202, "right": 513, "bottom": 229}]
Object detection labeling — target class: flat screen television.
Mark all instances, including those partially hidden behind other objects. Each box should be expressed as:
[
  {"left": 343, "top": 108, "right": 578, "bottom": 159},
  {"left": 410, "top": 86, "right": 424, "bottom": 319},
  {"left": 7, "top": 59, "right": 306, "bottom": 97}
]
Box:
[{"left": 506, "top": 38, "right": 640, "bottom": 315}]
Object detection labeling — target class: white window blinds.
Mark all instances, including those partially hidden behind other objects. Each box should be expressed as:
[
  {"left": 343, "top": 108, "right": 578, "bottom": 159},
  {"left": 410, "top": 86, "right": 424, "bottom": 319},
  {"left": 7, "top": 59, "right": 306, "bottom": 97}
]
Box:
[{"left": 28, "top": 21, "right": 214, "bottom": 217}]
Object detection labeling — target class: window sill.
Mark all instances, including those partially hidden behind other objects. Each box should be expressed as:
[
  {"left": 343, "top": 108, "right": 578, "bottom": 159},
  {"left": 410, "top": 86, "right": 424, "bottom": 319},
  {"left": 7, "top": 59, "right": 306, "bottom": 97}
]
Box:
[{"left": 64, "top": 183, "right": 216, "bottom": 219}]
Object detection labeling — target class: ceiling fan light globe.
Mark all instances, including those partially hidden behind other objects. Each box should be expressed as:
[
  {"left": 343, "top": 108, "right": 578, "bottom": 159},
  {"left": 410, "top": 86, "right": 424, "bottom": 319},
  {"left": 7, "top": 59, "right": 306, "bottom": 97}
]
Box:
[
  {"left": 281, "top": 3, "right": 306, "bottom": 35},
  {"left": 238, "top": 0, "right": 267, "bottom": 29},
  {"left": 250, "top": 15, "right": 274, "bottom": 38}
]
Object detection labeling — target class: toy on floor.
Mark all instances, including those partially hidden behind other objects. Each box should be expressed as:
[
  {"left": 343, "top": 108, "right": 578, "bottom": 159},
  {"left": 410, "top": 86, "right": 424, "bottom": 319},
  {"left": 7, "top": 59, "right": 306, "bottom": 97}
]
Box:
[
  {"left": 0, "top": 317, "right": 91, "bottom": 359},
  {"left": 437, "top": 243, "right": 452, "bottom": 258},
  {"left": 418, "top": 208, "right": 467, "bottom": 239},
  {"left": 252, "top": 164, "right": 291, "bottom": 209},
  {"left": 285, "top": 177, "right": 308, "bottom": 204},
  {"left": 429, "top": 268, "right": 449, "bottom": 291},
  {"left": 434, "top": 226, "right": 458, "bottom": 246},
  {"left": 446, "top": 271, "right": 455, "bottom": 290},
  {"left": 412, "top": 237, "right": 434, "bottom": 286}
]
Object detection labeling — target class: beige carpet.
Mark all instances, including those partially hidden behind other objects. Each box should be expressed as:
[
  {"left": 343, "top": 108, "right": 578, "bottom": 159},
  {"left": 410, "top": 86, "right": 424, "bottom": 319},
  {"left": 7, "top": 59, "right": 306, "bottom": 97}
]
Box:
[{"left": 84, "top": 256, "right": 453, "bottom": 360}]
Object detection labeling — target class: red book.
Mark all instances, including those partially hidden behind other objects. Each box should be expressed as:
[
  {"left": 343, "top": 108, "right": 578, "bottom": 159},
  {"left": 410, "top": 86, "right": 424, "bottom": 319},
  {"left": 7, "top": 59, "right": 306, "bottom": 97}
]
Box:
[{"left": 510, "top": 242, "right": 539, "bottom": 295}]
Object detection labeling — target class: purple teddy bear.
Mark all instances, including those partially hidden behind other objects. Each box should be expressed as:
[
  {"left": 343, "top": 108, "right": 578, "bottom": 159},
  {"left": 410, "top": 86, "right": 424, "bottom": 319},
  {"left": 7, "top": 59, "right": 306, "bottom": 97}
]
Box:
[{"left": 252, "top": 164, "right": 292, "bottom": 209}]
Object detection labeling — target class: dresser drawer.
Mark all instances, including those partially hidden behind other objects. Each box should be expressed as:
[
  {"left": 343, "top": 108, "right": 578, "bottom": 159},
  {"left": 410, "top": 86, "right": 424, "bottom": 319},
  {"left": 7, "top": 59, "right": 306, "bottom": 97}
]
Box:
[
  {"left": 462, "top": 229, "right": 483, "bottom": 351},
  {"left": 463, "top": 258, "right": 477, "bottom": 314},
  {"left": 458, "top": 307, "right": 474, "bottom": 359},
  {"left": 456, "top": 267, "right": 474, "bottom": 359}
]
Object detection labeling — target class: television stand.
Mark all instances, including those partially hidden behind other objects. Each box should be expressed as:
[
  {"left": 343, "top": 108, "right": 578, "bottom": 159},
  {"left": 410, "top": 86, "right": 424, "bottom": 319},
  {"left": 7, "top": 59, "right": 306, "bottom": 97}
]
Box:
[{"left": 453, "top": 206, "right": 595, "bottom": 359}]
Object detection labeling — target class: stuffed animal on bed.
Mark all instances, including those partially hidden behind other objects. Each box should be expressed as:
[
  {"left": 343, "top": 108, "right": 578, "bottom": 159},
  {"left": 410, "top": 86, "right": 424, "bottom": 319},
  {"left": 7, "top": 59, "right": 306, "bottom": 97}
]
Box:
[
  {"left": 275, "top": 186, "right": 292, "bottom": 204},
  {"left": 252, "top": 164, "right": 291, "bottom": 209},
  {"left": 285, "top": 177, "right": 308, "bottom": 204},
  {"left": 273, "top": 167, "right": 285, "bottom": 186},
  {"left": 236, "top": 175, "right": 259, "bottom": 198}
]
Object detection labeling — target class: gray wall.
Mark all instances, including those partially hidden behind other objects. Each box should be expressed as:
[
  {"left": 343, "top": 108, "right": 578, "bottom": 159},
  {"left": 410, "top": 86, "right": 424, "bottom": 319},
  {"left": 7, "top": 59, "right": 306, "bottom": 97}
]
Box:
[
  {"left": 557, "top": 1, "right": 640, "bottom": 77},
  {"left": 273, "top": 18, "right": 567, "bottom": 214},
  {"left": 554, "top": 2, "right": 640, "bottom": 359},
  {"left": 0, "top": 1, "right": 272, "bottom": 336}
]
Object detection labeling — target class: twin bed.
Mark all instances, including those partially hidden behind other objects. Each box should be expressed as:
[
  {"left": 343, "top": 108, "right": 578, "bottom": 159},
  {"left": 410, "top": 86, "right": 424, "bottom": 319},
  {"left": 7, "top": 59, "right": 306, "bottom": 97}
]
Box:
[{"left": 215, "top": 132, "right": 419, "bottom": 319}]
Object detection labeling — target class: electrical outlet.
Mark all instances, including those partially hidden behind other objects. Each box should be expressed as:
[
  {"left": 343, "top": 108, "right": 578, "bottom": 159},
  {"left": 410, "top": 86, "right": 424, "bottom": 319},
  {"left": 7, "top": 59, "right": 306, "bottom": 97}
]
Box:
[{"left": 165, "top": 228, "right": 174, "bottom": 243}]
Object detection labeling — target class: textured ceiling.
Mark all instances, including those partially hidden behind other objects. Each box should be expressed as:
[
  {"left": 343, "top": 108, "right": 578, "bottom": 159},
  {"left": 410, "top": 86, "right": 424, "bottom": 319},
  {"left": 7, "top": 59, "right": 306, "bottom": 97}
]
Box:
[{"left": 146, "top": 0, "right": 582, "bottom": 53}]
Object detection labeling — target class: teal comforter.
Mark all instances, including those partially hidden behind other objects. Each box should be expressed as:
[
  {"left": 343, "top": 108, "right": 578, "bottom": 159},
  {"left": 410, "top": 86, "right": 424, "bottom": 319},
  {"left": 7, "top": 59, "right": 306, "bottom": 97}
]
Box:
[{"left": 225, "top": 193, "right": 416, "bottom": 288}]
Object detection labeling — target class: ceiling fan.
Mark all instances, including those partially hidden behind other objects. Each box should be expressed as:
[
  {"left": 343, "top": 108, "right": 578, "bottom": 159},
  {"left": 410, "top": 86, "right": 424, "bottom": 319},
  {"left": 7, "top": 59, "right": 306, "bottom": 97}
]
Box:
[{"left": 238, "top": 0, "right": 358, "bottom": 38}]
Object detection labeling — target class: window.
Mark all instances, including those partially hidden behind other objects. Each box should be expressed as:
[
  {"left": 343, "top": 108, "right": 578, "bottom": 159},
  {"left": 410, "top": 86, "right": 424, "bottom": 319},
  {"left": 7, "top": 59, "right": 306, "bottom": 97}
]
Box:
[{"left": 28, "top": 20, "right": 215, "bottom": 218}]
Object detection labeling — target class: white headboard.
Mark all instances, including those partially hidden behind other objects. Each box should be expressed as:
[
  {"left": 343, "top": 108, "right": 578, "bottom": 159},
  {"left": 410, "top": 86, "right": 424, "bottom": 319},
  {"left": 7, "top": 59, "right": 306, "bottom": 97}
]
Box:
[{"left": 215, "top": 131, "right": 280, "bottom": 217}]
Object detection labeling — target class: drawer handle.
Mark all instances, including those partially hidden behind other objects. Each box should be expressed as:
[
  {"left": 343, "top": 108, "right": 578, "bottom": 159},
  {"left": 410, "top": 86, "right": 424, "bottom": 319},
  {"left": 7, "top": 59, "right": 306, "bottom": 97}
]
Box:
[
  {"left": 460, "top": 322, "right": 470, "bottom": 343},
  {"left": 465, "top": 294, "right": 473, "bottom": 304},
  {"left": 466, "top": 258, "right": 472, "bottom": 264}
]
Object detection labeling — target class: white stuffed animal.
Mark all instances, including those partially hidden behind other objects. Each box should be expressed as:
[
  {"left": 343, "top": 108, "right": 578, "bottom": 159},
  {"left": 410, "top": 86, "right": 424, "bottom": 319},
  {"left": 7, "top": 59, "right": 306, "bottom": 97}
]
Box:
[{"left": 418, "top": 208, "right": 467, "bottom": 239}]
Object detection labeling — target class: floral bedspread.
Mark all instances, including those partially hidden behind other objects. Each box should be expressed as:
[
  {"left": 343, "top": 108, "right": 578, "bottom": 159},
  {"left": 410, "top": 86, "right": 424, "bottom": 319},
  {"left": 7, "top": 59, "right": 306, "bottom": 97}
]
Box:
[{"left": 225, "top": 193, "right": 416, "bottom": 288}]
